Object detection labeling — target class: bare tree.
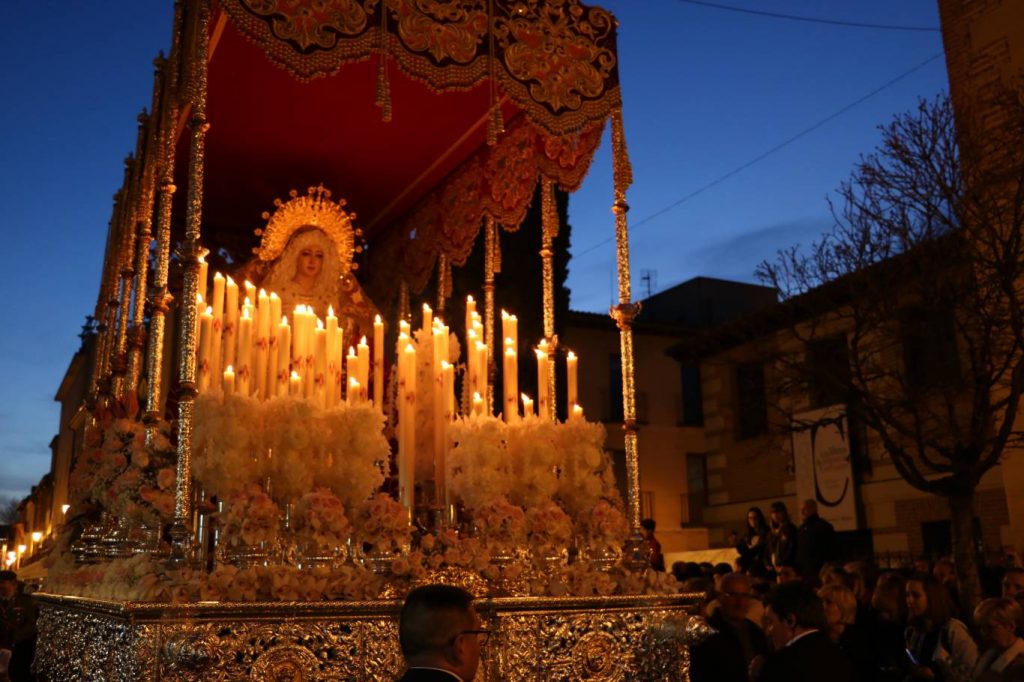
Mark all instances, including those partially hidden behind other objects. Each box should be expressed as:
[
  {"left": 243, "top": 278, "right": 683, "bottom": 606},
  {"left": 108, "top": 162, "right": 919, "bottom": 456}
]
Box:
[
  {"left": 757, "top": 93, "right": 1024, "bottom": 609},
  {"left": 0, "top": 497, "right": 21, "bottom": 525}
]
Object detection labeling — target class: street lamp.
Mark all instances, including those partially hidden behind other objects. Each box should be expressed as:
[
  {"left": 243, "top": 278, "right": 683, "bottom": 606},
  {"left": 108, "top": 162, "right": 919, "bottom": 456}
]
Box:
[
  {"left": 5, "top": 551, "right": 14, "bottom": 568},
  {"left": 15, "top": 544, "right": 26, "bottom": 570},
  {"left": 31, "top": 531, "right": 42, "bottom": 555}
]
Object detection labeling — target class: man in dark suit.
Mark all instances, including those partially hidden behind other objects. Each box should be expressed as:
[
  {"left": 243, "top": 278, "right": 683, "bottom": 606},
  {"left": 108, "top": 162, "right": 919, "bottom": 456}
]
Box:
[
  {"left": 397, "top": 584, "right": 488, "bottom": 681},
  {"left": 754, "top": 581, "right": 856, "bottom": 682},
  {"left": 797, "top": 499, "right": 834, "bottom": 581},
  {"left": 691, "top": 572, "right": 769, "bottom": 682}
]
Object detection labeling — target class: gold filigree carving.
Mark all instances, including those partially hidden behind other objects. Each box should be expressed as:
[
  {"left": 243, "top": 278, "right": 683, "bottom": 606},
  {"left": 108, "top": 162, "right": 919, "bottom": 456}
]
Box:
[
  {"left": 496, "top": 0, "right": 616, "bottom": 113},
  {"left": 249, "top": 644, "right": 321, "bottom": 681},
  {"left": 241, "top": 0, "right": 371, "bottom": 51},
  {"left": 219, "top": 0, "right": 621, "bottom": 136},
  {"left": 36, "top": 594, "right": 702, "bottom": 681},
  {"left": 393, "top": 0, "right": 488, "bottom": 64},
  {"left": 255, "top": 184, "right": 358, "bottom": 275}
]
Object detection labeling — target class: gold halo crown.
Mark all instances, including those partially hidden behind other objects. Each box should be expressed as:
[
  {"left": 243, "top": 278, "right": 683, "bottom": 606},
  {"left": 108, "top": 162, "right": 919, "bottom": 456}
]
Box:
[{"left": 254, "top": 184, "right": 362, "bottom": 273}]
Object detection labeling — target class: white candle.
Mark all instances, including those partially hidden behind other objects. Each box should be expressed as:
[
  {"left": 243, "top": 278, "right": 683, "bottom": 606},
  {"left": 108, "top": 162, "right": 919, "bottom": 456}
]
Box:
[
  {"left": 243, "top": 280, "right": 256, "bottom": 307},
  {"left": 472, "top": 391, "right": 484, "bottom": 416},
  {"left": 346, "top": 347, "right": 358, "bottom": 404},
  {"left": 314, "top": 320, "right": 327, "bottom": 408},
  {"left": 237, "top": 307, "right": 252, "bottom": 397},
  {"left": 357, "top": 336, "right": 370, "bottom": 400},
  {"left": 439, "top": 360, "right": 454, "bottom": 507},
  {"left": 571, "top": 404, "right": 584, "bottom": 420},
  {"left": 275, "top": 316, "right": 290, "bottom": 397},
  {"left": 223, "top": 365, "right": 235, "bottom": 395},
  {"left": 291, "top": 306, "right": 307, "bottom": 397},
  {"left": 197, "top": 255, "right": 209, "bottom": 305},
  {"left": 566, "top": 350, "right": 578, "bottom": 416},
  {"left": 399, "top": 342, "right": 417, "bottom": 510},
  {"left": 255, "top": 289, "right": 271, "bottom": 399},
  {"left": 348, "top": 377, "right": 360, "bottom": 407},
  {"left": 373, "top": 315, "right": 384, "bottom": 410},
  {"left": 476, "top": 341, "right": 488, "bottom": 412},
  {"left": 465, "top": 295, "right": 476, "bottom": 342},
  {"left": 210, "top": 272, "right": 225, "bottom": 392},
  {"left": 197, "top": 306, "right": 213, "bottom": 393},
  {"left": 222, "top": 276, "right": 238, "bottom": 375},
  {"left": 422, "top": 303, "right": 432, "bottom": 333},
  {"left": 503, "top": 346, "right": 518, "bottom": 422},
  {"left": 442, "top": 361, "right": 455, "bottom": 421},
  {"left": 325, "top": 306, "right": 339, "bottom": 406},
  {"left": 536, "top": 347, "right": 549, "bottom": 419},
  {"left": 289, "top": 370, "right": 301, "bottom": 397},
  {"left": 467, "top": 329, "right": 479, "bottom": 399},
  {"left": 522, "top": 393, "right": 534, "bottom": 417}
]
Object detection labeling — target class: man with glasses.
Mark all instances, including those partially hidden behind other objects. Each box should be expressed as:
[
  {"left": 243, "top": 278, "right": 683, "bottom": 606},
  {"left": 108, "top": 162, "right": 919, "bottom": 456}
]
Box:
[
  {"left": 397, "top": 584, "right": 489, "bottom": 681},
  {"left": 690, "top": 572, "right": 768, "bottom": 682}
]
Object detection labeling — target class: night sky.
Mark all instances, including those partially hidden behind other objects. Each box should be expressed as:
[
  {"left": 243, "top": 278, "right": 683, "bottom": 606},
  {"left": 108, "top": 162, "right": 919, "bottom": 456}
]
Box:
[{"left": 0, "top": 1, "right": 948, "bottom": 502}]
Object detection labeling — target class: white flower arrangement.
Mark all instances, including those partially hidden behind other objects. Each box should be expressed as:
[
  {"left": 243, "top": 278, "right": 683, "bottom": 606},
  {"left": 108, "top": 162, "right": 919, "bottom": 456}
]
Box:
[
  {"left": 526, "top": 500, "right": 573, "bottom": 550},
  {"left": 580, "top": 498, "right": 629, "bottom": 551},
  {"left": 293, "top": 488, "right": 351, "bottom": 551},
  {"left": 474, "top": 495, "right": 528, "bottom": 549},
  {"left": 448, "top": 413, "right": 617, "bottom": 517},
  {"left": 192, "top": 394, "right": 387, "bottom": 510},
  {"left": 351, "top": 493, "right": 412, "bottom": 553},
  {"left": 218, "top": 484, "right": 281, "bottom": 547}
]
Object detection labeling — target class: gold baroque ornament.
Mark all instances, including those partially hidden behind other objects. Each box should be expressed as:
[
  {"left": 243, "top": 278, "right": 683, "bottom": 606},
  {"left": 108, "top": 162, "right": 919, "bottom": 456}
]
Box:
[
  {"left": 392, "top": 0, "right": 489, "bottom": 64},
  {"left": 573, "top": 630, "right": 623, "bottom": 681},
  {"left": 35, "top": 593, "right": 704, "bottom": 681},
  {"left": 240, "top": 0, "right": 372, "bottom": 51},
  {"left": 495, "top": 0, "right": 617, "bottom": 113},
  {"left": 255, "top": 184, "right": 358, "bottom": 275},
  {"left": 249, "top": 644, "right": 322, "bottom": 681}
]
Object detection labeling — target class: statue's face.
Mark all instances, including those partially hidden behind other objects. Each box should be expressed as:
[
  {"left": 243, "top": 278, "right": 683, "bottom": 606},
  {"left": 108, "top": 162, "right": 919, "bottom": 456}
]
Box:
[{"left": 296, "top": 246, "right": 325, "bottom": 280}]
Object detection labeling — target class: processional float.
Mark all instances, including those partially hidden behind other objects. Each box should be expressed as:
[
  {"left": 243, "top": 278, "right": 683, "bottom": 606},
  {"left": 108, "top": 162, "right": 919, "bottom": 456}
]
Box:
[{"left": 36, "top": 1, "right": 709, "bottom": 679}]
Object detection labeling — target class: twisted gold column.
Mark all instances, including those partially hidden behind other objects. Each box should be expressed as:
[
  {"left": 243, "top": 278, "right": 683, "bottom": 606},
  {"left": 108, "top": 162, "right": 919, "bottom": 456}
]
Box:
[
  {"left": 90, "top": 213, "right": 119, "bottom": 404},
  {"left": 102, "top": 183, "right": 130, "bottom": 399},
  {"left": 111, "top": 159, "right": 137, "bottom": 400},
  {"left": 483, "top": 215, "right": 498, "bottom": 413},
  {"left": 609, "top": 108, "right": 644, "bottom": 549},
  {"left": 114, "top": 117, "right": 149, "bottom": 400},
  {"left": 144, "top": 19, "right": 183, "bottom": 430},
  {"left": 436, "top": 252, "right": 449, "bottom": 314},
  {"left": 169, "top": 0, "right": 211, "bottom": 566},
  {"left": 540, "top": 178, "right": 559, "bottom": 421},
  {"left": 127, "top": 63, "right": 165, "bottom": 394}
]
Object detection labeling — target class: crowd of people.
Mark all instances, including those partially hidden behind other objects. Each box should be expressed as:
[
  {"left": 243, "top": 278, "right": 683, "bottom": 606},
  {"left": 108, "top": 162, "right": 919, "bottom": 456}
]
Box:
[
  {"left": 0, "top": 570, "right": 37, "bottom": 682},
  {"left": 682, "top": 499, "right": 1024, "bottom": 682}
]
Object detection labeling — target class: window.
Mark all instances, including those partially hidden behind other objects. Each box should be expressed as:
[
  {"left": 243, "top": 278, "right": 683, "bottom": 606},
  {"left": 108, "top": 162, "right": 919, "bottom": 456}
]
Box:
[
  {"left": 736, "top": 362, "right": 767, "bottom": 439},
  {"left": 681, "top": 364, "right": 704, "bottom": 426},
  {"left": 901, "top": 306, "right": 960, "bottom": 389},
  {"left": 806, "top": 335, "right": 851, "bottom": 408},
  {"left": 684, "top": 453, "right": 708, "bottom": 525}
]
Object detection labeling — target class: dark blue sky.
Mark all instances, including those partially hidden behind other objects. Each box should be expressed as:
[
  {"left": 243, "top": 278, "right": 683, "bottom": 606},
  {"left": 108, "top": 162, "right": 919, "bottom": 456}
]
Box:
[{"left": 0, "top": 1, "right": 947, "bottom": 501}]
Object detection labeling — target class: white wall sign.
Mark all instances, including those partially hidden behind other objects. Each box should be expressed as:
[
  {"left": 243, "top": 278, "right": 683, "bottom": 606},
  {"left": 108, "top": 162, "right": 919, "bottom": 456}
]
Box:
[{"left": 792, "top": 405, "right": 858, "bottom": 531}]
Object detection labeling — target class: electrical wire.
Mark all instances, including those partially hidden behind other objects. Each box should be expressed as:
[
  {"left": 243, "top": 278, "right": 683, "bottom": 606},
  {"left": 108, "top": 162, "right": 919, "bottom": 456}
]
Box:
[
  {"left": 674, "top": 0, "right": 940, "bottom": 33},
  {"left": 572, "top": 52, "right": 945, "bottom": 261}
]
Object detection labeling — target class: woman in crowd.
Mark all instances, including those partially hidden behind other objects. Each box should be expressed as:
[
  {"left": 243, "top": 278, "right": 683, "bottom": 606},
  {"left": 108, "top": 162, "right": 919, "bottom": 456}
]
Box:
[
  {"left": 736, "top": 507, "right": 770, "bottom": 573},
  {"left": 905, "top": 573, "right": 978, "bottom": 681},
  {"left": 972, "top": 598, "right": 1024, "bottom": 681},
  {"left": 819, "top": 583, "right": 875, "bottom": 681}
]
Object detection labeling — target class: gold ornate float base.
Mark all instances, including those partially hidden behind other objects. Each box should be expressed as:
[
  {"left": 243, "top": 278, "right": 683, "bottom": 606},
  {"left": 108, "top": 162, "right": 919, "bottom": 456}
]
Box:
[{"left": 35, "top": 593, "right": 705, "bottom": 681}]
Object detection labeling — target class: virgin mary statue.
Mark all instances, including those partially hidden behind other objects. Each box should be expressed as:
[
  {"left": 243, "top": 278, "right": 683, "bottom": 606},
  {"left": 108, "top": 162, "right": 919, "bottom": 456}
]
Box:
[{"left": 242, "top": 185, "right": 378, "bottom": 336}]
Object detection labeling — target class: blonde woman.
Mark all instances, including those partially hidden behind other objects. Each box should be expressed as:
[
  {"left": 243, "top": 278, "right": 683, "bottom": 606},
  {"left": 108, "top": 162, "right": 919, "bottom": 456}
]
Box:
[{"left": 972, "top": 598, "right": 1024, "bottom": 681}]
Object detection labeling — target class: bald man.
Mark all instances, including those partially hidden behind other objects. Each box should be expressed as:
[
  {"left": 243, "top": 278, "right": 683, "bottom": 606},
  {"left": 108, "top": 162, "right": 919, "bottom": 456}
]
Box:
[{"left": 397, "top": 585, "right": 489, "bottom": 681}]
